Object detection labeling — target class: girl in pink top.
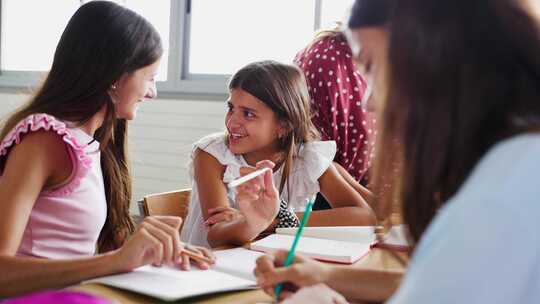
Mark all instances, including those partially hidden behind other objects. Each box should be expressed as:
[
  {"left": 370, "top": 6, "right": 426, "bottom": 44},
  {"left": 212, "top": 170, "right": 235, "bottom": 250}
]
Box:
[{"left": 0, "top": 1, "right": 212, "bottom": 298}]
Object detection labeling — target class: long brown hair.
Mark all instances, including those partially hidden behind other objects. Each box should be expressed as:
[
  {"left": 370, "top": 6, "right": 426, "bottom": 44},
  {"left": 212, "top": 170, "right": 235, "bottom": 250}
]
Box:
[
  {"left": 228, "top": 61, "right": 320, "bottom": 195},
  {"left": 372, "top": 0, "right": 540, "bottom": 244},
  {"left": 0, "top": 1, "right": 163, "bottom": 252},
  {"left": 347, "top": 0, "right": 395, "bottom": 231}
]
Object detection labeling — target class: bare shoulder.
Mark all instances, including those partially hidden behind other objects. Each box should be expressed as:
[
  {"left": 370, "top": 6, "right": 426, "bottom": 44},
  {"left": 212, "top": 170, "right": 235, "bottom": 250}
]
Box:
[
  {"left": 10, "top": 130, "right": 68, "bottom": 160},
  {"left": 3, "top": 130, "right": 71, "bottom": 183}
]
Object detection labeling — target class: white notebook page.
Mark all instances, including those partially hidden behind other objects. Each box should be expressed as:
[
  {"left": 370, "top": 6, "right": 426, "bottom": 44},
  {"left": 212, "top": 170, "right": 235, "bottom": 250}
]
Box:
[
  {"left": 250, "top": 234, "right": 371, "bottom": 264},
  {"left": 88, "top": 266, "right": 255, "bottom": 301},
  {"left": 213, "top": 247, "right": 265, "bottom": 281}
]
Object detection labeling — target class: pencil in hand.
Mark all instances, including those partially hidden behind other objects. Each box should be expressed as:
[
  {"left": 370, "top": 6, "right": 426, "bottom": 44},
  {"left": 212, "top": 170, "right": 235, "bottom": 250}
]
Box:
[
  {"left": 178, "top": 245, "right": 215, "bottom": 265},
  {"left": 274, "top": 198, "right": 314, "bottom": 299}
]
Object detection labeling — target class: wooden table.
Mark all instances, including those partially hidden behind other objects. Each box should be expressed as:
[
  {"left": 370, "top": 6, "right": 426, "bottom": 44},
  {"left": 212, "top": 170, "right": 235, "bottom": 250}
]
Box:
[{"left": 70, "top": 247, "right": 407, "bottom": 304}]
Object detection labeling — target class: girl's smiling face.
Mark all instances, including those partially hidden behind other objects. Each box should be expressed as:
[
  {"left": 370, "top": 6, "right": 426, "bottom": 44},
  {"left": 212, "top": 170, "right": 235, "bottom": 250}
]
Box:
[
  {"left": 225, "top": 88, "right": 286, "bottom": 165},
  {"left": 111, "top": 58, "right": 160, "bottom": 120}
]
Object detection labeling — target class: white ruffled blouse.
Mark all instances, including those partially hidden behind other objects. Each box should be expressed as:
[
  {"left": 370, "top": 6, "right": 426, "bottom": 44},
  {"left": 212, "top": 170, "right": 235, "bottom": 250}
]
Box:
[{"left": 180, "top": 132, "right": 336, "bottom": 248}]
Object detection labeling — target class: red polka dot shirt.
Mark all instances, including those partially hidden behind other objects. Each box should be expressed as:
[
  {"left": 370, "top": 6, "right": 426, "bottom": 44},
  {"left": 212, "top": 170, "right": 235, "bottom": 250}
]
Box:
[{"left": 294, "top": 33, "right": 377, "bottom": 182}]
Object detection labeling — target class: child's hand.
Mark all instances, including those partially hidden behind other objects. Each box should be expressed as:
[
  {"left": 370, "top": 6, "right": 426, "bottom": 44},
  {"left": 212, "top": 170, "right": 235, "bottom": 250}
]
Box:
[
  {"left": 204, "top": 206, "right": 242, "bottom": 226},
  {"left": 110, "top": 216, "right": 214, "bottom": 272},
  {"left": 254, "top": 250, "right": 331, "bottom": 301},
  {"left": 236, "top": 160, "right": 280, "bottom": 233},
  {"left": 178, "top": 244, "right": 215, "bottom": 271},
  {"left": 111, "top": 216, "right": 183, "bottom": 272}
]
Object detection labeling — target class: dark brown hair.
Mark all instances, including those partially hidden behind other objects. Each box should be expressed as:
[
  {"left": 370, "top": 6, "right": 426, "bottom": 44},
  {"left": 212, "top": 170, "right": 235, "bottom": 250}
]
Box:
[
  {"left": 348, "top": 0, "right": 392, "bottom": 29},
  {"left": 0, "top": 1, "right": 163, "bottom": 252},
  {"left": 373, "top": 0, "right": 540, "bottom": 243},
  {"left": 228, "top": 60, "right": 320, "bottom": 194}
]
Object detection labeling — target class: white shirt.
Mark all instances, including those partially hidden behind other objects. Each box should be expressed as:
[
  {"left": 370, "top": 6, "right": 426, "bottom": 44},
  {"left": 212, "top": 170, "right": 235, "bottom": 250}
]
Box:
[
  {"left": 180, "top": 133, "right": 336, "bottom": 247},
  {"left": 388, "top": 134, "right": 540, "bottom": 303}
]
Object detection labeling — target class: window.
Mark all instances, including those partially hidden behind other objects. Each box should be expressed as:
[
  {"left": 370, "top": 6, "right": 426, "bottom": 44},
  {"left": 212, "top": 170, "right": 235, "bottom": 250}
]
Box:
[
  {"left": 189, "top": 0, "right": 315, "bottom": 75},
  {"left": 1, "top": 0, "right": 79, "bottom": 71},
  {"left": 320, "top": 0, "right": 355, "bottom": 29},
  {"left": 122, "top": 0, "right": 170, "bottom": 81},
  {"left": 0, "top": 0, "right": 355, "bottom": 97}
]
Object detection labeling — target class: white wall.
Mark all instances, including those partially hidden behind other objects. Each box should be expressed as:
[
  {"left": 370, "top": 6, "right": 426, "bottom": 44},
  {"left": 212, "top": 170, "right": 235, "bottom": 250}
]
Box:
[{"left": 0, "top": 93, "right": 226, "bottom": 213}]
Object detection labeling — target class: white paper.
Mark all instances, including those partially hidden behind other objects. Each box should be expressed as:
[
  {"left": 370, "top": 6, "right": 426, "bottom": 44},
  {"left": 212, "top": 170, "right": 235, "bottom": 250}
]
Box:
[
  {"left": 213, "top": 247, "right": 265, "bottom": 281},
  {"left": 275, "top": 226, "right": 375, "bottom": 243},
  {"left": 87, "top": 248, "right": 263, "bottom": 301},
  {"left": 276, "top": 225, "right": 411, "bottom": 248},
  {"left": 383, "top": 225, "right": 411, "bottom": 247}
]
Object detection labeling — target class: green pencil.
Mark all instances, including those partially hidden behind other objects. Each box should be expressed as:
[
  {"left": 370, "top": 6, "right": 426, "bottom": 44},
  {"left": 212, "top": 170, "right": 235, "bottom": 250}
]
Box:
[{"left": 274, "top": 198, "right": 314, "bottom": 299}]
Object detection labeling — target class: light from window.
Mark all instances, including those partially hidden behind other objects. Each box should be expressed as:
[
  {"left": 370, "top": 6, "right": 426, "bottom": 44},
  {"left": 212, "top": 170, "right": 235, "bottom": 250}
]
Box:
[
  {"left": 189, "top": 0, "right": 316, "bottom": 75},
  {"left": 1, "top": 0, "right": 79, "bottom": 71},
  {"left": 528, "top": 0, "right": 540, "bottom": 20},
  {"left": 124, "top": 0, "right": 170, "bottom": 81},
  {"left": 320, "top": 0, "right": 355, "bottom": 30},
  {"left": 1, "top": 0, "right": 170, "bottom": 81}
]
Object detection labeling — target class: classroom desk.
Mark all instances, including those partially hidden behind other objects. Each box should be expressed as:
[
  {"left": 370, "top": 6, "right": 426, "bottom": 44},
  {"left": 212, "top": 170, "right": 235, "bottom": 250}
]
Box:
[{"left": 69, "top": 247, "right": 407, "bottom": 304}]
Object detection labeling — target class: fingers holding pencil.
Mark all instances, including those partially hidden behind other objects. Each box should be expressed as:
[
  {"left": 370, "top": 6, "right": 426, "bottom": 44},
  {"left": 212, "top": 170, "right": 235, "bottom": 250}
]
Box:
[
  {"left": 255, "top": 250, "right": 330, "bottom": 301},
  {"left": 178, "top": 244, "right": 216, "bottom": 271}
]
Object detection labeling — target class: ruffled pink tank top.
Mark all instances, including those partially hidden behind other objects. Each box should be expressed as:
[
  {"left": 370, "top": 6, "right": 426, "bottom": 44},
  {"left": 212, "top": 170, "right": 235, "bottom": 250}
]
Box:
[{"left": 0, "top": 114, "right": 107, "bottom": 258}]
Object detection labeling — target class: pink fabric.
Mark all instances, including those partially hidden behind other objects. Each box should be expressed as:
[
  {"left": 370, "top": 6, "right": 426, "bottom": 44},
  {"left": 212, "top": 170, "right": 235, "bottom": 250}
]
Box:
[
  {"left": 294, "top": 34, "right": 377, "bottom": 182},
  {"left": 3, "top": 290, "right": 111, "bottom": 304},
  {"left": 0, "top": 114, "right": 107, "bottom": 259}
]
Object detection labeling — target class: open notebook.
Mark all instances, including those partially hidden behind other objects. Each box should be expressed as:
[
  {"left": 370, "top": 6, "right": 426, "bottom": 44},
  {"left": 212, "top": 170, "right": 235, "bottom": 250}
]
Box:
[
  {"left": 86, "top": 248, "right": 264, "bottom": 302},
  {"left": 250, "top": 225, "right": 410, "bottom": 264}
]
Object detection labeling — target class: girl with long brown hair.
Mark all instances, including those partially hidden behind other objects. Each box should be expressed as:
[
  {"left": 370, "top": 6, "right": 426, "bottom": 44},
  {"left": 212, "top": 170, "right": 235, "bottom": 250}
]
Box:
[
  {"left": 0, "top": 1, "right": 212, "bottom": 298},
  {"left": 180, "top": 60, "right": 376, "bottom": 248},
  {"left": 254, "top": 0, "right": 540, "bottom": 302}
]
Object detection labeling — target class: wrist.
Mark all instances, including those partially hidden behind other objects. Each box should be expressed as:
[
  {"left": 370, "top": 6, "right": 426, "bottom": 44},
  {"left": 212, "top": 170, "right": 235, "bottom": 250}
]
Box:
[
  {"left": 78, "top": 249, "right": 124, "bottom": 279},
  {"left": 103, "top": 249, "right": 126, "bottom": 273},
  {"left": 243, "top": 216, "right": 270, "bottom": 236},
  {"left": 263, "top": 218, "right": 279, "bottom": 233}
]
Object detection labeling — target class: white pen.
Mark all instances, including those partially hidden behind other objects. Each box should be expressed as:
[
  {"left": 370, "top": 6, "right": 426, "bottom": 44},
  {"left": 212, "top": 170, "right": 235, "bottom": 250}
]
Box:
[{"left": 227, "top": 167, "right": 271, "bottom": 188}]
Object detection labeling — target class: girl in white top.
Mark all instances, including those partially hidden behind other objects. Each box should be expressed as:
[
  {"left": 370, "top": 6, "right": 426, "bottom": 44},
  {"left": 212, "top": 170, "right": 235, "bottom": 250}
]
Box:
[{"left": 181, "top": 61, "right": 376, "bottom": 248}]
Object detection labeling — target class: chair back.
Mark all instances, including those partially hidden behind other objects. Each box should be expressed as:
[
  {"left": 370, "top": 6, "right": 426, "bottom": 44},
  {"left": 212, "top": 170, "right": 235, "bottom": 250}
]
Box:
[{"left": 140, "top": 188, "right": 191, "bottom": 233}]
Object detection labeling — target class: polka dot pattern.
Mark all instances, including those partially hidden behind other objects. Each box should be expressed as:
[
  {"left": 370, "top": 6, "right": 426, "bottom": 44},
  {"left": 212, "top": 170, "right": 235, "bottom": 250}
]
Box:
[
  {"left": 276, "top": 199, "right": 300, "bottom": 228},
  {"left": 294, "top": 33, "right": 377, "bottom": 182}
]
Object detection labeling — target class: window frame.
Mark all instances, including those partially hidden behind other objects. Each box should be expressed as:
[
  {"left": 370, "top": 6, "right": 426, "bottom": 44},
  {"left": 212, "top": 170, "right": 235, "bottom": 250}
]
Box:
[{"left": 0, "top": 0, "right": 326, "bottom": 100}]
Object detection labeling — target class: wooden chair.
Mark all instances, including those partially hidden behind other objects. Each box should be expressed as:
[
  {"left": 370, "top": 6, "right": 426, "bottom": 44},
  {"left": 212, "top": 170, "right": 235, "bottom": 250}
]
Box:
[{"left": 137, "top": 188, "right": 191, "bottom": 233}]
